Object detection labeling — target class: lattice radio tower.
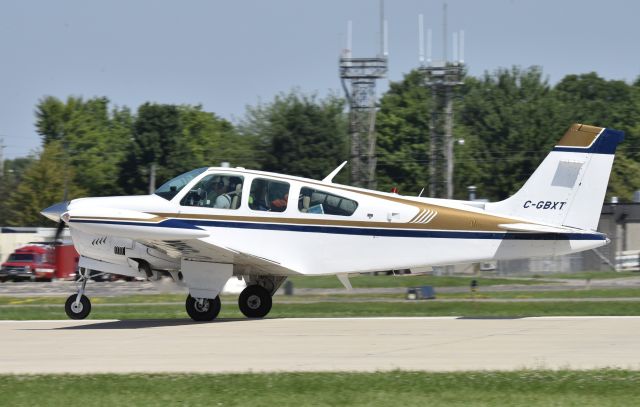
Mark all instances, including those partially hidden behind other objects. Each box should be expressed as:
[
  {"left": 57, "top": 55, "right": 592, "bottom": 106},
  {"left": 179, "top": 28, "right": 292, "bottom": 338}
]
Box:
[
  {"left": 418, "top": 3, "right": 464, "bottom": 199},
  {"left": 339, "top": 0, "right": 388, "bottom": 189}
]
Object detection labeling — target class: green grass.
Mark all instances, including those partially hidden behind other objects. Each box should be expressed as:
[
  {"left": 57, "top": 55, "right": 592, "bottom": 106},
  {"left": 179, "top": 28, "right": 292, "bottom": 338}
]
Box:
[
  {"left": 3, "top": 299, "right": 640, "bottom": 320},
  {"left": 0, "top": 293, "right": 187, "bottom": 306},
  {"left": 287, "top": 274, "right": 549, "bottom": 289},
  {"left": 531, "top": 271, "right": 639, "bottom": 280},
  {"left": 439, "top": 287, "right": 640, "bottom": 299},
  {"left": 3, "top": 285, "right": 640, "bottom": 307},
  {"left": 1, "top": 370, "right": 640, "bottom": 406}
]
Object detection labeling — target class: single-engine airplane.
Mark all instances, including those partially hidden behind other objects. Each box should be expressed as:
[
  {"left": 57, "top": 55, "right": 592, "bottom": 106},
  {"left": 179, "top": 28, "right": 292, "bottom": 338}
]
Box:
[{"left": 42, "top": 123, "right": 623, "bottom": 321}]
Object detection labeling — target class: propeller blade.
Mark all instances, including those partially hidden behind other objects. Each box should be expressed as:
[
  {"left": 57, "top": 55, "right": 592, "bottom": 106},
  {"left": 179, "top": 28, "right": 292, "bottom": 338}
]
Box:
[{"left": 54, "top": 220, "right": 66, "bottom": 244}]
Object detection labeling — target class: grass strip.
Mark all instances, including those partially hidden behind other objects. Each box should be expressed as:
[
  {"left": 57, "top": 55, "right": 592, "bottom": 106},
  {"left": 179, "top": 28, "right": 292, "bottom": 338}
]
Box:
[
  {"left": 1, "top": 370, "right": 639, "bottom": 406},
  {"left": 530, "top": 271, "right": 638, "bottom": 280},
  {"left": 2, "top": 300, "right": 640, "bottom": 320},
  {"left": 440, "top": 287, "right": 640, "bottom": 299},
  {"left": 286, "top": 274, "right": 551, "bottom": 289}
]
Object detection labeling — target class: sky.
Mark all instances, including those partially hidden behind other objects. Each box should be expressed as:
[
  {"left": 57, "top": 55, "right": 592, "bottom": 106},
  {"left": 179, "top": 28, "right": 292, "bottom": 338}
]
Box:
[{"left": 1, "top": 0, "right": 639, "bottom": 159}]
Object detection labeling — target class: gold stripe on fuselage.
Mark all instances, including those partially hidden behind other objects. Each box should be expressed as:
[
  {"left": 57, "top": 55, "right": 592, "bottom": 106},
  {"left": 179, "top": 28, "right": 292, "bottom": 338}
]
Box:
[
  {"left": 183, "top": 168, "right": 528, "bottom": 232},
  {"left": 68, "top": 169, "right": 529, "bottom": 233},
  {"left": 154, "top": 205, "right": 521, "bottom": 233}
]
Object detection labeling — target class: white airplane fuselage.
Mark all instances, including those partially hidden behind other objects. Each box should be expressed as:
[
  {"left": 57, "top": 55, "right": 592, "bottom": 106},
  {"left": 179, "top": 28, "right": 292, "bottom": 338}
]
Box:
[{"left": 63, "top": 167, "right": 606, "bottom": 278}]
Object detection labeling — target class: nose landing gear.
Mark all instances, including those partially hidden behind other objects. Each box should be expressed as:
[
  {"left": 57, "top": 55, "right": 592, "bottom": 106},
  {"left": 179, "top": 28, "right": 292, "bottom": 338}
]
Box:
[{"left": 64, "top": 268, "right": 92, "bottom": 320}]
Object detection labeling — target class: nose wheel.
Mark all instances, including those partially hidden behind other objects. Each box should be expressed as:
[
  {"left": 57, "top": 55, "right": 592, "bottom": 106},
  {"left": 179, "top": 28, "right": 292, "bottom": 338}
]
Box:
[
  {"left": 64, "top": 268, "right": 92, "bottom": 319},
  {"left": 65, "top": 294, "right": 91, "bottom": 319},
  {"left": 238, "top": 285, "right": 272, "bottom": 318},
  {"left": 185, "top": 295, "right": 221, "bottom": 321}
]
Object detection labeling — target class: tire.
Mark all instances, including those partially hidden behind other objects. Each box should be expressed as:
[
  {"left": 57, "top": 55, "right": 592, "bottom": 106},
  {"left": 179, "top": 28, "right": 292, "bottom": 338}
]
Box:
[
  {"left": 238, "top": 285, "right": 272, "bottom": 318},
  {"left": 64, "top": 294, "right": 91, "bottom": 320},
  {"left": 185, "top": 295, "right": 221, "bottom": 321}
]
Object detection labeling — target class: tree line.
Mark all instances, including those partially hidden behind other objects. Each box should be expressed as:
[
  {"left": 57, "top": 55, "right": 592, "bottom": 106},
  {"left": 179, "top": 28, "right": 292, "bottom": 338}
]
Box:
[{"left": 3, "top": 67, "right": 640, "bottom": 226}]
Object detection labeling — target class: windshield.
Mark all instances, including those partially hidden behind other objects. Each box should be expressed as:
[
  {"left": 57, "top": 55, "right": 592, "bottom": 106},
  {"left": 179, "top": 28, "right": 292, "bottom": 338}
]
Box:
[
  {"left": 8, "top": 253, "right": 35, "bottom": 262},
  {"left": 154, "top": 168, "right": 208, "bottom": 201}
]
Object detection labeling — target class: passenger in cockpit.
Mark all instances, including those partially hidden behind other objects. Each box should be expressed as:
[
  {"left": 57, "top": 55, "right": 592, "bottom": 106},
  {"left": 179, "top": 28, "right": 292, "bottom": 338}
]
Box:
[{"left": 249, "top": 181, "right": 269, "bottom": 211}]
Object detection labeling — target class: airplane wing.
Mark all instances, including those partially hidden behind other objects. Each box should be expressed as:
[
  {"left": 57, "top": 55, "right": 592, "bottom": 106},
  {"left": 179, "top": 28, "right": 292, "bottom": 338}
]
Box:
[
  {"left": 145, "top": 238, "right": 298, "bottom": 276},
  {"left": 66, "top": 207, "right": 209, "bottom": 240},
  {"left": 66, "top": 208, "right": 298, "bottom": 276}
]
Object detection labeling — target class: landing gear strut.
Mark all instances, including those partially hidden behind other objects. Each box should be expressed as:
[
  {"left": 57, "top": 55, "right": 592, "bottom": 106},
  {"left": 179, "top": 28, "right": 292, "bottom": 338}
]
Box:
[
  {"left": 65, "top": 268, "right": 92, "bottom": 319},
  {"left": 238, "top": 285, "right": 272, "bottom": 318},
  {"left": 185, "top": 294, "right": 221, "bottom": 321}
]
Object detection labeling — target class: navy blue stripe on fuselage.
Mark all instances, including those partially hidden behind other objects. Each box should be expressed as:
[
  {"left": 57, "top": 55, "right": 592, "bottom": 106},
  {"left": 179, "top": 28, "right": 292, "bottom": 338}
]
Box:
[
  {"left": 70, "top": 218, "right": 606, "bottom": 241},
  {"left": 70, "top": 218, "right": 204, "bottom": 230}
]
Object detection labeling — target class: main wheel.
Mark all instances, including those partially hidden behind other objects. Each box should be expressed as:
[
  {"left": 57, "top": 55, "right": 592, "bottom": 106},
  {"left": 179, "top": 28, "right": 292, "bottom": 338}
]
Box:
[
  {"left": 185, "top": 295, "right": 221, "bottom": 321},
  {"left": 64, "top": 294, "right": 91, "bottom": 320},
  {"left": 238, "top": 285, "right": 272, "bottom": 318}
]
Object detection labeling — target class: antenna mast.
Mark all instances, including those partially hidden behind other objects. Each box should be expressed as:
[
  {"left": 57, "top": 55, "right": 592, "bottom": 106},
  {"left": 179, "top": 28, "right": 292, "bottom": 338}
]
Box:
[
  {"left": 419, "top": 2, "right": 464, "bottom": 199},
  {"left": 339, "top": 0, "right": 388, "bottom": 189}
]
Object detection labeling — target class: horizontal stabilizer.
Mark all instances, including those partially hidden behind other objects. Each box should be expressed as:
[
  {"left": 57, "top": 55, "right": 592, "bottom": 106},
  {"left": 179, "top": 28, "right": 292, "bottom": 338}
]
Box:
[{"left": 498, "top": 223, "right": 576, "bottom": 234}]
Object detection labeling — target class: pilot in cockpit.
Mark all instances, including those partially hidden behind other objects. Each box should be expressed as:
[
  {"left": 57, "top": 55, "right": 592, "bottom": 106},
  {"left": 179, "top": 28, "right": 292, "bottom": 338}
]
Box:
[{"left": 213, "top": 180, "right": 231, "bottom": 208}]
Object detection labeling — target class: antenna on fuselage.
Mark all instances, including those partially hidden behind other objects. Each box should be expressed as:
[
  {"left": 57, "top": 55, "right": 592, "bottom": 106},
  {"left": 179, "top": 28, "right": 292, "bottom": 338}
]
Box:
[{"left": 322, "top": 161, "right": 348, "bottom": 183}]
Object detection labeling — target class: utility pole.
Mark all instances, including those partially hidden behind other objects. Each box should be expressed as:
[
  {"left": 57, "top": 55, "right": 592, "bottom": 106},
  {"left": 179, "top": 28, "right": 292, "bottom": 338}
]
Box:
[
  {"left": 148, "top": 163, "right": 156, "bottom": 194},
  {"left": 418, "top": 4, "right": 464, "bottom": 199},
  {"left": 339, "top": 0, "right": 388, "bottom": 189},
  {"left": 0, "top": 136, "right": 5, "bottom": 178}
]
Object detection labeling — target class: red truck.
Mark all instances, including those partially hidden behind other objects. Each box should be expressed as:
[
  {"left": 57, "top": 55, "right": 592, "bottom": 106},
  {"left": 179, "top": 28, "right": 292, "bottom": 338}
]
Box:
[{"left": 0, "top": 244, "right": 79, "bottom": 282}]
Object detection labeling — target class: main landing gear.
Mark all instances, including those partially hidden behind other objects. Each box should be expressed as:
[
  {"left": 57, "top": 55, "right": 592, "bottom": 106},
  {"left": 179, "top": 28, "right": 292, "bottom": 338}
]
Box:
[
  {"left": 185, "top": 294, "right": 221, "bottom": 321},
  {"left": 64, "top": 268, "right": 92, "bottom": 320},
  {"left": 183, "top": 285, "right": 272, "bottom": 322},
  {"left": 238, "top": 285, "right": 272, "bottom": 318}
]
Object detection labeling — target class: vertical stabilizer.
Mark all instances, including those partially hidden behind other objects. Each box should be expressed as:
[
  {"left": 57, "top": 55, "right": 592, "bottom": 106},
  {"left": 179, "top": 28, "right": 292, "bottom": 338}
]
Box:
[{"left": 486, "top": 124, "right": 624, "bottom": 231}]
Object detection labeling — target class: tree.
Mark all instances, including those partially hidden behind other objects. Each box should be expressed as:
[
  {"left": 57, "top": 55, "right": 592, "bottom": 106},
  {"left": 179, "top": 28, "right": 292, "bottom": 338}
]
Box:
[
  {"left": 5, "top": 142, "right": 86, "bottom": 226},
  {"left": 554, "top": 73, "right": 640, "bottom": 199},
  {"left": 375, "top": 70, "right": 433, "bottom": 194},
  {"left": 120, "top": 104, "right": 257, "bottom": 194},
  {"left": 0, "top": 157, "right": 36, "bottom": 225},
  {"left": 178, "top": 105, "right": 260, "bottom": 171},
  {"left": 240, "top": 90, "right": 348, "bottom": 181},
  {"left": 35, "top": 96, "right": 132, "bottom": 196},
  {"left": 457, "top": 66, "right": 566, "bottom": 200}
]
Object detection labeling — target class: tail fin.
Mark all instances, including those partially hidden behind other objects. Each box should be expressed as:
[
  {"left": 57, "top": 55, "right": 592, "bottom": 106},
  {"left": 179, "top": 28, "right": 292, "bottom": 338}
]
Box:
[{"left": 486, "top": 124, "right": 624, "bottom": 230}]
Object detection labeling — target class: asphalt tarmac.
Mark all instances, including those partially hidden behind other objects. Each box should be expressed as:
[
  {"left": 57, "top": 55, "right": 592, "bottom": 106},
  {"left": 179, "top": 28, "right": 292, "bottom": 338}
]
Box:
[{"left": 1, "top": 317, "right": 639, "bottom": 374}]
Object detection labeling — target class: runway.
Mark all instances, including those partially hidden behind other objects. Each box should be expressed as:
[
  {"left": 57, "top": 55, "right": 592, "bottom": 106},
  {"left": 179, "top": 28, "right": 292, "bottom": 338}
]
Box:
[{"left": 1, "top": 317, "right": 639, "bottom": 374}]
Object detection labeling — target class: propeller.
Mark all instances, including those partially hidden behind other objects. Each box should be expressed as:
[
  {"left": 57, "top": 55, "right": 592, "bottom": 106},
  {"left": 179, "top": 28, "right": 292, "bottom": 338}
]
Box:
[
  {"left": 40, "top": 201, "right": 70, "bottom": 244},
  {"left": 54, "top": 217, "right": 66, "bottom": 245}
]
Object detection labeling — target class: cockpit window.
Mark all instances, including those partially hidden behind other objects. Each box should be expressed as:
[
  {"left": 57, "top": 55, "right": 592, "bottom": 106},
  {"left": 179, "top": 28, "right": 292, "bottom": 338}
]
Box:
[
  {"left": 180, "top": 174, "right": 244, "bottom": 209},
  {"left": 154, "top": 167, "right": 208, "bottom": 201}
]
